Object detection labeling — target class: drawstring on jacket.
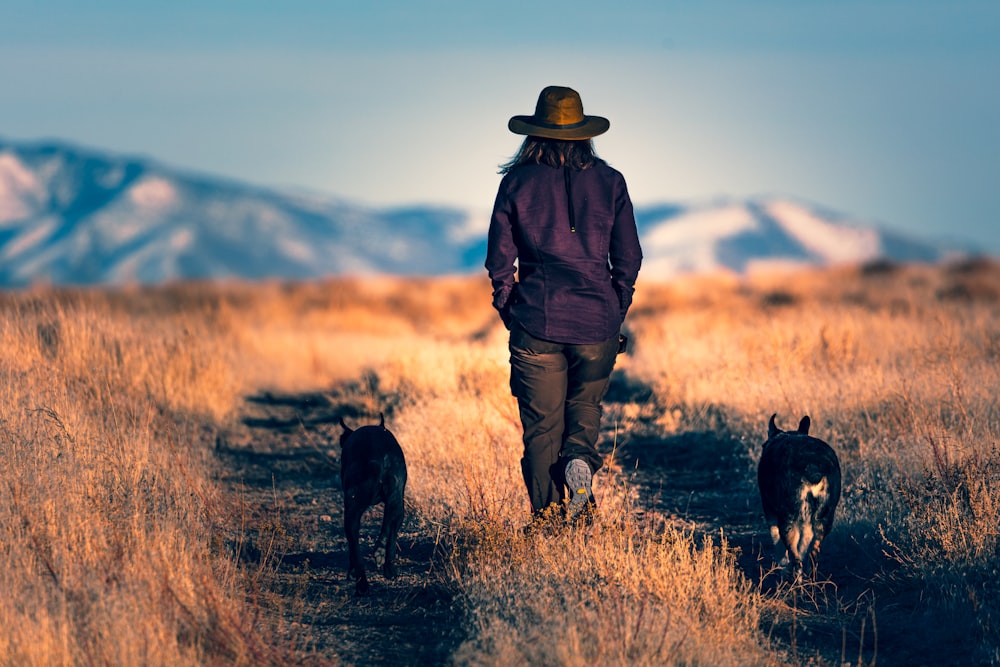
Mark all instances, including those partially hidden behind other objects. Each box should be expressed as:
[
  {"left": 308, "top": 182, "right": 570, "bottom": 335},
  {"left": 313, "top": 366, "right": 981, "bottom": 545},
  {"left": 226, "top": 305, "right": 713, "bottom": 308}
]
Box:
[{"left": 564, "top": 166, "right": 576, "bottom": 233}]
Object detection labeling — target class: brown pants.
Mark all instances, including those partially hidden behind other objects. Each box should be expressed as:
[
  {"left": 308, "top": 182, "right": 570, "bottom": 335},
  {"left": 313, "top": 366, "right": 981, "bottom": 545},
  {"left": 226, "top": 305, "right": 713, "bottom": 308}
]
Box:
[{"left": 508, "top": 325, "right": 619, "bottom": 514}]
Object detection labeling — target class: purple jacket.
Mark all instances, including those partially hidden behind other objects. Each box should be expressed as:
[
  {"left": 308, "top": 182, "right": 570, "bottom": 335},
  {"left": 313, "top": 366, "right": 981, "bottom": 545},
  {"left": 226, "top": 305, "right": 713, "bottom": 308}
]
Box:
[{"left": 486, "top": 162, "right": 643, "bottom": 344}]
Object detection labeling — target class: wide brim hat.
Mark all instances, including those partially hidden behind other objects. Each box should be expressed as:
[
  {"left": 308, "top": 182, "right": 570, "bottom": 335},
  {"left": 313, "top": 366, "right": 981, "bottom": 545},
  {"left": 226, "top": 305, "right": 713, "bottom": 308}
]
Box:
[{"left": 508, "top": 85, "right": 610, "bottom": 140}]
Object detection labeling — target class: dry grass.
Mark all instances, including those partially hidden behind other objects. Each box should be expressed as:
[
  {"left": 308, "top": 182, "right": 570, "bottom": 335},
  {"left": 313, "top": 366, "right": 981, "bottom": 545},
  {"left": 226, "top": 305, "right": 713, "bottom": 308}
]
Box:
[
  {"left": 625, "top": 259, "right": 1000, "bottom": 663},
  {"left": 0, "top": 295, "right": 270, "bottom": 665},
  {"left": 449, "top": 519, "right": 773, "bottom": 666},
  {"left": 2, "top": 257, "right": 999, "bottom": 665}
]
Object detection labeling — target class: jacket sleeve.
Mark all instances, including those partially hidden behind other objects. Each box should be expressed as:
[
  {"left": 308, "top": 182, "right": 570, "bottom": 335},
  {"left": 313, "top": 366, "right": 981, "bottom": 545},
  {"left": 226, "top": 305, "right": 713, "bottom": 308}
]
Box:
[
  {"left": 485, "top": 179, "right": 518, "bottom": 326},
  {"left": 609, "top": 176, "right": 642, "bottom": 321}
]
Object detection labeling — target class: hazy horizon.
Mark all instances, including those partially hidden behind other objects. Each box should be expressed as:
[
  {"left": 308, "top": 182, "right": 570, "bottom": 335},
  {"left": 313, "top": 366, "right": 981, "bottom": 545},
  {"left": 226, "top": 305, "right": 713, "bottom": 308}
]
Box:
[{"left": 3, "top": 0, "right": 998, "bottom": 252}]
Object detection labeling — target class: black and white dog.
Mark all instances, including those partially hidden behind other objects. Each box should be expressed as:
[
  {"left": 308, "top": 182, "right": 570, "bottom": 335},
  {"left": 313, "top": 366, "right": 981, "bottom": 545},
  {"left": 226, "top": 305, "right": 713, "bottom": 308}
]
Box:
[
  {"left": 338, "top": 414, "right": 407, "bottom": 595},
  {"left": 757, "top": 414, "right": 841, "bottom": 580}
]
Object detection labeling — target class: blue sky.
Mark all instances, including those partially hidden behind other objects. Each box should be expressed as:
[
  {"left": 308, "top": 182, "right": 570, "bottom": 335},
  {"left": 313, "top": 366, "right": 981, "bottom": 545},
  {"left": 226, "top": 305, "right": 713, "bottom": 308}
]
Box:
[{"left": 3, "top": 1, "right": 999, "bottom": 251}]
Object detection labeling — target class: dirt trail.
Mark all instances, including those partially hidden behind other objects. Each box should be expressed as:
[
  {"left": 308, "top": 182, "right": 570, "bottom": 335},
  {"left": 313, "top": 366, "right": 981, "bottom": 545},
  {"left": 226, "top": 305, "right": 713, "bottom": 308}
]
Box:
[
  {"left": 215, "top": 371, "right": 961, "bottom": 666},
  {"left": 214, "top": 386, "right": 463, "bottom": 666}
]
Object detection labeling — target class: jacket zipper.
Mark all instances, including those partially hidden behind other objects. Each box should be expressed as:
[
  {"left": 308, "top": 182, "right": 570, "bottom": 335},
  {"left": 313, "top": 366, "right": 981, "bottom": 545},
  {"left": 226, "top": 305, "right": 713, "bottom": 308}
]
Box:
[{"left": 564, "top": 166, "right": 576, "bottom": 233}]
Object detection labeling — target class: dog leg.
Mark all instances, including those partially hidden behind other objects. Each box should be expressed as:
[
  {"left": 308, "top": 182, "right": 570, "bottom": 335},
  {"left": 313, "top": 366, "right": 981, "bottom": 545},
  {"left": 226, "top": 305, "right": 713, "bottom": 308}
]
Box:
[
  {"left": 806, "top": 533, "right": 824, "bottom": 579},
  {"left": 344, "top": 505, "right": 370, "bottom": 595},
  {"left": 783, "top": 525, "right": 805, "bottom": 581},
  {"left": 769, "top": 524, "right": 789, "bottom": 568},
  {"left": 377, "top": 494, "right": 405, "bottom": 579}
]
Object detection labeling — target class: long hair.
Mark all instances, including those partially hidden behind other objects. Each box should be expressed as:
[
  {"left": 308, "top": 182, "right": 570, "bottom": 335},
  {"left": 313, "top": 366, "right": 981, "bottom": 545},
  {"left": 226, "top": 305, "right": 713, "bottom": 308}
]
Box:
[{"left": 499, "top": 136, "right": 605, "bottom": 174}]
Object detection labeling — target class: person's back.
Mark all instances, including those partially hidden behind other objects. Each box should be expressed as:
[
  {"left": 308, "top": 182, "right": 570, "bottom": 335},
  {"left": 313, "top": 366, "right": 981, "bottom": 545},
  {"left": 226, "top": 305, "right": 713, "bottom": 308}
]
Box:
[{"left": 489, "top": 160, "right": 639, "bottom": 344}]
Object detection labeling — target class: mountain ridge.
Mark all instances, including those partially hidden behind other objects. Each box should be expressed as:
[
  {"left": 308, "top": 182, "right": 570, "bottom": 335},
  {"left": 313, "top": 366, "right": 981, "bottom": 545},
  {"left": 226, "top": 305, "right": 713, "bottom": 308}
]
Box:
[{"left": 0, "top": 137, "right": 964, "bottom": 287}]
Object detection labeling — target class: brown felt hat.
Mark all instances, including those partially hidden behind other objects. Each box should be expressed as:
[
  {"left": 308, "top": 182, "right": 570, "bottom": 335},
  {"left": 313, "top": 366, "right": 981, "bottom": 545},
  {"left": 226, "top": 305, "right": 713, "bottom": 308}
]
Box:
[{"left": 508, "top": 86, "right": 610, "bottom": 140}]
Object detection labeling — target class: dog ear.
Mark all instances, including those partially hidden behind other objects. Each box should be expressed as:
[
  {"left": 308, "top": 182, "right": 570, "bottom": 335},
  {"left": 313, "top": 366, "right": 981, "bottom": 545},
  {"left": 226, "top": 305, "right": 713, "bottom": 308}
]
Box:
[
  {"left": 339, "top": 417, "right": 353, "bottom": 436},
  {"left": 767, "top": 413, "right": 781, "bottom": 440},
  {"left": 379, "top": 412, "right": 385, "bottom": 429},
  {"left": 797, "top": 415, "right": 811, "bottom": 435}
]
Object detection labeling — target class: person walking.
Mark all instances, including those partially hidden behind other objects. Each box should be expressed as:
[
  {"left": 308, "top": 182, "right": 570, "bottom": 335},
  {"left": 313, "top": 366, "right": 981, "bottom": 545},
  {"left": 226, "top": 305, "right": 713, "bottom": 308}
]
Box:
[{"left": 486, "top": 85, "right": 643, "bottom": 523}]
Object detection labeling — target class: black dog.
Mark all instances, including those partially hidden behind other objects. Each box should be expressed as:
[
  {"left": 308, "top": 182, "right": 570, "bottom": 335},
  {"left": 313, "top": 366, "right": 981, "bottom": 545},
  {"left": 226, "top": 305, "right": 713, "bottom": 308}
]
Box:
[
  {"left": 338, "top": 414, "right": 407, "bottom": 595},
  {"left": 757, "top": 414, "right": 841, "bottom": 580}
]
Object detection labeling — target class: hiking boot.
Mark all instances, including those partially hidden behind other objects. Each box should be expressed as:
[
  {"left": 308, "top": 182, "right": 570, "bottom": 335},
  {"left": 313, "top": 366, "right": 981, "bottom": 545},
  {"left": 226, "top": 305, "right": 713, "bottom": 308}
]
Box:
[{"left": 564, "top": 458, "right": 595, "bottom": 522}]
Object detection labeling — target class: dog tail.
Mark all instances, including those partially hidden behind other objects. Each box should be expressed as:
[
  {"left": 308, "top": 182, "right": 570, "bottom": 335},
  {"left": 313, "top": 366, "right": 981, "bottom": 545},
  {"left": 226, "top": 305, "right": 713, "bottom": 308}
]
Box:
[{"left": 802, "top": 462, "right": 828, "bottom": 486}]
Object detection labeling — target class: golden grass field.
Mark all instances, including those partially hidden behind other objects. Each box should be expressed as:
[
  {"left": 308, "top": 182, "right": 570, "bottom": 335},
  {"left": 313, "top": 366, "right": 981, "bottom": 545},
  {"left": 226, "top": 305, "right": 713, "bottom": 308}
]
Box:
[{"left": 1, "top": 259, "right": 998, "bottom": 665}]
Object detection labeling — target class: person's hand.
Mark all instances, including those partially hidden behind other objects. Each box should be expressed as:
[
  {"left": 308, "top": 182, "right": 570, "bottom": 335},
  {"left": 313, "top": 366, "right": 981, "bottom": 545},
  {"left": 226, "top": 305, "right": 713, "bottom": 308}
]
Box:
[
  {"left": 499, "top": 303, "right": 514, "bottom": 330},
  {"left": 497, "top": 283, "right": 518, "bottom": 330}
]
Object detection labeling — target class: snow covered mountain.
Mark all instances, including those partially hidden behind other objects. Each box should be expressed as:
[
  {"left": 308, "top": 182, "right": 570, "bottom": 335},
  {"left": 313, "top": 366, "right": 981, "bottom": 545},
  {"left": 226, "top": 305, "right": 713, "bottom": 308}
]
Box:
[
  {"left": 0, "top": 138, "right": 959, "bottom": 287},
  {"left": 634, "top": 198, "right": 950, "bottom": 277},
  {"left": 0, "top": 138, "right": 488, "bottom": 286}
]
